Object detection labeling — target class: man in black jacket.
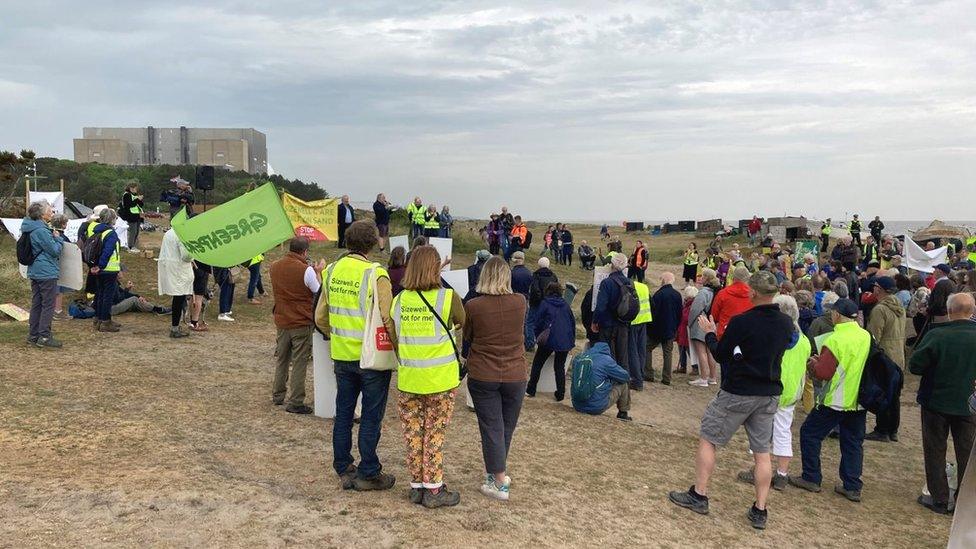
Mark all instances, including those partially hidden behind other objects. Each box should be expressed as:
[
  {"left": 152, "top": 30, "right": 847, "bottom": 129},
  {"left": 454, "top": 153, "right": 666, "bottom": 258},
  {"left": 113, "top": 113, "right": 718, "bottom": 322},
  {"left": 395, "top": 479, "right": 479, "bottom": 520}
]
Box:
[
  {"left": 372, "top": 193, "right": 392, "bottom": 251},
  {"left": 527, "top": 257, "right": 559, "bottom": 351},
  {"left": 668, "top": 270, "right": 794, "bottom": 530},
  {"left": 337, "top": 195, "right": 355, "bottom": 248},
  {"left": 645, "top": 272, "right": 682, "bottom": 385}
]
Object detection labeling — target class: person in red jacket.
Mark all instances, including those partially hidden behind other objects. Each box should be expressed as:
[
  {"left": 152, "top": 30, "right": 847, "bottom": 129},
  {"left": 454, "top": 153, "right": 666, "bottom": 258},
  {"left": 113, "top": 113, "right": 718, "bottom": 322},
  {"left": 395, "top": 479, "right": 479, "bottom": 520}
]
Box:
[{"left": 711, "top": 266, "right": 754, "bottom": 338}]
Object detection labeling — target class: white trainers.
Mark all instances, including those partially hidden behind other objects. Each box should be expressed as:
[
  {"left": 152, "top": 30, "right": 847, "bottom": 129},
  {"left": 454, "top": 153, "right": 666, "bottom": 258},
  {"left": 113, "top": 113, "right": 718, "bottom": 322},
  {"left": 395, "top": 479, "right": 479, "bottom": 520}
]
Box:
[
  {"left": 128, "top": 248, "right": 141, "bottom": 254},
  {"left": 217, "top": 313, "right": 235, "bottom": 322},
  {"left": 688, "top": 378, "right": 709, "bottom": 387},
  {"left": 707, "top": 379, "right": 718, "bottom": 386},
  {"left": 480, "top": 474, "right": 510, "bottom": 501}
]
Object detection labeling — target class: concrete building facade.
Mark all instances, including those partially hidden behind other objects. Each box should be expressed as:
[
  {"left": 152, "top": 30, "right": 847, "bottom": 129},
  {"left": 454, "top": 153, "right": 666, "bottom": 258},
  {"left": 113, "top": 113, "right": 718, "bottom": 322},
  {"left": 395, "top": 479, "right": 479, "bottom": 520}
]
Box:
[{"left": 73, "top": 126, "right": 268, "bottom": 174}]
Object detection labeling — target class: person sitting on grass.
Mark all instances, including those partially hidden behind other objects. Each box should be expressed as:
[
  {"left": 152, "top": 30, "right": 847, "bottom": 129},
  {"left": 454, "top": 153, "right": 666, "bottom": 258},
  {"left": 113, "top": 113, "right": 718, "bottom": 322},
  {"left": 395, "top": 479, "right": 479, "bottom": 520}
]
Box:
[
  {"left": 668, "top": 271, "right": 795, "bottom": 530},
  {"left": 109, "top": 271, "right": 172, "bottom": 317},
  {"left": 570, "top": 342, "right": 632, "bottom": 421}
]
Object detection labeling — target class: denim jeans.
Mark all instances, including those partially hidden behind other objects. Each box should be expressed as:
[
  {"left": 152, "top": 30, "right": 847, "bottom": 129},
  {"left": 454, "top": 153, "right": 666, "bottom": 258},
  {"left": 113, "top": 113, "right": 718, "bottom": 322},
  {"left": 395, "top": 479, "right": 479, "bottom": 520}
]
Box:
[
  {"left": 800, "top": 406, "right": 867, "bottom": 491},
  {"left": 524, "top": 306, "right": 537, "bottom": 350},
  {"left": 219, "top": 278, "right": 235, "bottom": 314},
  {"left": 627, "top": 323, "right": 647, "bottom": 387},
  {"left": 95, "top": 272, "right": 119, "bottom": 321},
  {"left": 333, "top": 359, "right": 392, "bottom": 479},
  {"left": 247, "top": 263, "right": 264, "bottom": 299}
]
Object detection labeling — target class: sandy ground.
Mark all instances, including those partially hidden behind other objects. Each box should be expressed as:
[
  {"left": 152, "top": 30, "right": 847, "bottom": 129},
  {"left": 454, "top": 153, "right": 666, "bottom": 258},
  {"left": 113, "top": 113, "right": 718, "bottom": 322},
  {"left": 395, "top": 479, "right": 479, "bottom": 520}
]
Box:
[{"left": 0, "top": 224, "right": 954, "bottom": 548}]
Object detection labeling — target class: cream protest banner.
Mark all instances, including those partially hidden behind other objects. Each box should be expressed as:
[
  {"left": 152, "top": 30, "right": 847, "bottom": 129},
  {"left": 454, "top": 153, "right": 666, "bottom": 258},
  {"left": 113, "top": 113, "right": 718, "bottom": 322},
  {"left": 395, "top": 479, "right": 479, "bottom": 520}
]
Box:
[{"left": 281, "top": 193, "right": 339, "bottom": 242}]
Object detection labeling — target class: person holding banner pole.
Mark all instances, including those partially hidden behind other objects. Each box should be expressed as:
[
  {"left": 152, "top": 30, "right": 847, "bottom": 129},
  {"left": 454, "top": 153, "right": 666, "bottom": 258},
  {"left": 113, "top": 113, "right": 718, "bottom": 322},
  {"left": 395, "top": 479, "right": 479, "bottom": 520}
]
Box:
[{"left": 315, "top": 220, "right": 397, "bottom": 491}]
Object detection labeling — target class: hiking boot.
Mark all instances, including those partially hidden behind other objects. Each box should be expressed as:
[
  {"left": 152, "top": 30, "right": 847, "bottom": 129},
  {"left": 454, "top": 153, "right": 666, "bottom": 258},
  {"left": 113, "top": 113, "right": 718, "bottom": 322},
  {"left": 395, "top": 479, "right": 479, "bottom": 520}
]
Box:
[
  {"left": 169, "top": 328, "right": 189, "bottom": 339},
  {"left": 338, "top": 465, "right": 357, "bottom": 490},
  {"left": 285, "top": 404, "right": 313, "bottom": 415},
  {"left": 864, "top": 431, "right": 890, "bottom": 443},
  {"left": 352, "top": 472, "right": 396, "bottom": 492},
  {"left": 272, "top": 398, "right": 284, "bottom": 406},
  {"left": 616, "top": 411, "right": 633, "bottom": 422},
  {"left": 834, "top": 484, "right": 861, "bottom": 502},
  {"left": 772, "top": 473, "right": 789, "bottom": 491},
  {"left": 747, "top": 503, "right": 768, "bottom": 530},
  {"left": 736, "top": 469, "right": 756, "bottom": 485},
  {"left": 629, "top": 382, "right": 643, "bottom": 392},
  {"left": 421, "top": 486, "right": 460, "bottom": 508},
  {"left": 97, "top": 321, "right": 120, "bottom": 333},
  {"left": 153, "top": 306, "right": 172, "bottom": 316},
  {"left": 788, "top": 476, "right": 822, "bottom": 493},
  {"left": 409, "top": 487, "right": 424, "bottom": 504},
  {"left": 35, "top": 336, "right": 63, "bottom": 348},
  {"left": 888, "top": 432, "right": 899, "bottom": 442},
  {"left": 917, "top": 495, "right": 952, "bottom": 515},
  {"left": 26, "top": 336, "right": 38, "bottom": 345},
  {"left": 554, "top": 393, "right": 564, "bottom": 402},
  {"left": 92, "top": 319, "right": 102, "bottom": 331},
  {"left": 661, "top": 379, "right": 671, "bottom": 386},
  {"left": 668, "top": 486, "right": 709, "bottom": 515}
]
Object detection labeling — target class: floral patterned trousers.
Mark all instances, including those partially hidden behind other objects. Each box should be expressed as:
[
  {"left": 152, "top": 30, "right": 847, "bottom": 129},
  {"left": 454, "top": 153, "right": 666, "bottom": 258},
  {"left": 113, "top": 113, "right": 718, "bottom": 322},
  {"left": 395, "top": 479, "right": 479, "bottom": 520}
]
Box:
[{"left": 397, "top": 389, "right": 457, "bottom": 489}]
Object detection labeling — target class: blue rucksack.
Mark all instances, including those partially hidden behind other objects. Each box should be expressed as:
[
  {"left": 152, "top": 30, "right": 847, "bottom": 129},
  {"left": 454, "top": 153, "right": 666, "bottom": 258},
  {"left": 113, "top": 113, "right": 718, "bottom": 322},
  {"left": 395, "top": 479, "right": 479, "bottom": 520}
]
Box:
[{"left": 858, "top": 339, "right": 903, "bottom": 414}]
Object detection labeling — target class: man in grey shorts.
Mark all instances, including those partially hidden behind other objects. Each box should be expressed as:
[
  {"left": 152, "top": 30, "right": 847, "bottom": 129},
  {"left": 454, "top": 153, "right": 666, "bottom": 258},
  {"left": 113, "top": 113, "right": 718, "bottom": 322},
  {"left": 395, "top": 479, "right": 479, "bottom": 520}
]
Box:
[{"left": 668, "top": 271, "right": 794, "bottom": 530}]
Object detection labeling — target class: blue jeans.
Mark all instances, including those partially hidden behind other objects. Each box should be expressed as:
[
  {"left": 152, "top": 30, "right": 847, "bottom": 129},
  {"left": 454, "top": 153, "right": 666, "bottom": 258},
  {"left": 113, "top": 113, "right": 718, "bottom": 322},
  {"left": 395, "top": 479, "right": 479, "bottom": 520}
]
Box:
[
  {"left": 219, "top": 277, "right": 235, "bottom": 314},
  {"left": 627, "top": 323, "right": 647, "bottom": 387},
  {"left": 333, "top": 359, "right": 392, "bottom": 479},
  {"left": 800, "top": 406, "right": 867, "bottom": 491},
  {"left": 95, "top": 272, "right": 119, "bottom": 321},
  {"left": 247, "top": 263, "right": 264, "bottom": 299},
  {"left": 524, "top": 306, "right": 538, "bottom": 350}
]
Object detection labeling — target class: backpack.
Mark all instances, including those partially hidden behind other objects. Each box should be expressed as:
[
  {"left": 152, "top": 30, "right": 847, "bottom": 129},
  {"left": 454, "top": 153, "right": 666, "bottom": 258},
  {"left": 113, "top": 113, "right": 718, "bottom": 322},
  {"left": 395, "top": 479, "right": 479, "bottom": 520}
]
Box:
[
  {"left": 529, "top": 271, "right": 557, "bottom": 306},
  {"left": 857, "top": 339, "right": 904, "bottom": 414},
  {"left": 82, "top": 230, "right": 106, "bottom": 267},
  {"left": 523, "top": 230, "right": 533, "bottom": 249},
  {"left": 611, "top": 276, "right": 640, "bottom": 323},
  {"left": 570, "top": 352, "right": 597, "bottom": 402},
  {"left": 16, "top": 230, "right": 39, "bottom": 266}
]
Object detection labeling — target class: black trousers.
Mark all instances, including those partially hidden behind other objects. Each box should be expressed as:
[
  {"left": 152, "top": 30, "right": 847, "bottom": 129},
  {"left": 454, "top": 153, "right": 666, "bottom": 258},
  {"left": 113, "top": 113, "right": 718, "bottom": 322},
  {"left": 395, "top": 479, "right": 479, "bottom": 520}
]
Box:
[
  {"left": 921, "top": 407, "right": 976, "bottom": 506},
  {"left": 599, "top": 324, "right": 629, "bottom": 370},
  {"left": 171, "top": 295, "right": 187, "bottom": 327},
  {"left": 628, "top": 267, "right": 645, "bottom": 282},
  {"left": 468, "top": 379, "right": 526, "bottom": 474},
  {"left": 872, "top": 367, "right": 904, "bottom": 436},
  {"left": 338, "top": 222, "right": 349, "bottom": 248},
  {"left": 527, "top": 347, "right": 567, "bottom": 399}
]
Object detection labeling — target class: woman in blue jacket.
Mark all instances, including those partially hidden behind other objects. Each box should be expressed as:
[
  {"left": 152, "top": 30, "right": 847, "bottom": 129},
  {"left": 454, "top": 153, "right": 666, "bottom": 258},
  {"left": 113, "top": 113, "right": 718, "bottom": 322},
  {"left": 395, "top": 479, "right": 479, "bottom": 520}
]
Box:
[
  {"left": 526, "top": 282, "right": 576, "bottom": 401},
  {"left": 21, "top": 201, "right": 63, "bottom": 347}
]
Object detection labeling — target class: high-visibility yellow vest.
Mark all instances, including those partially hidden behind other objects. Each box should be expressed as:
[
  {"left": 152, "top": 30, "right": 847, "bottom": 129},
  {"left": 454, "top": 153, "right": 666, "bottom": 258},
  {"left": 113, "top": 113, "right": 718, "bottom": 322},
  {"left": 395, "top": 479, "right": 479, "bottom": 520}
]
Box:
[
  {"left": 779, "top": 333, "right": 811, "bottom": 408},
  {"left": 125, "top": 192, "right": 142, "bottom": 215},
  {"left": 86, "top": 222, "right": 97, "bottom": 239},
  {"left": 821, "top": 321, "right": 871, "bottom": 411},
  {"left": 324, "top": 255, "right": 387, "bottom": 361},
  {"left": 967, "top": 236, "right": 976, "bottom": 251},
  {"left": 862, "top": 244, "right": 879, "bottom": 264},
  {"left": 407, "top": 203, "right": 426, "bottom": 225},
  {"left": 821, "top": 225, "right": 832, "bottom": 236},
  {"left": 684, "top": 251, "right": 699, "bottom": 266},
  {"left": 250, "top": 254, "right": 264, "bottom": 264},
  {"left": 394, "top": 288, "right": 460, "bottom": 395},
  {"left": 100, "top": 229, "right": 121, "bottom": 272},
  {"left": 631, "top": 282, "right": 652, "bottom": 325},
  {"left": 424, "top": 213, "right": 440, "bottom": 230}
]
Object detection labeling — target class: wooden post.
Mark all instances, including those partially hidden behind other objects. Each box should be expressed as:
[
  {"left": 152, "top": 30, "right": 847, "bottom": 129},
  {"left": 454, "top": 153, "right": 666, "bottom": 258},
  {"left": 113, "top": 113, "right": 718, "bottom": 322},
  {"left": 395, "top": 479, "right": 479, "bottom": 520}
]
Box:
[
  {"left": 60, "top": 178, "right": 64, "bottom": 195},
  {"left": 25, "top": 177, "right": 29, "bottom": 207}
]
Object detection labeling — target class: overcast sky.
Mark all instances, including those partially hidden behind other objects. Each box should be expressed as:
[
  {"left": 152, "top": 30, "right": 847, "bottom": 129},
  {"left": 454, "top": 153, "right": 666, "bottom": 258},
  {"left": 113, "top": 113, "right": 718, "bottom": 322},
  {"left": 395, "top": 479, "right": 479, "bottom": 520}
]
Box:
[{"left": 2, "top": 1, "right": 974, "bottom": 222}]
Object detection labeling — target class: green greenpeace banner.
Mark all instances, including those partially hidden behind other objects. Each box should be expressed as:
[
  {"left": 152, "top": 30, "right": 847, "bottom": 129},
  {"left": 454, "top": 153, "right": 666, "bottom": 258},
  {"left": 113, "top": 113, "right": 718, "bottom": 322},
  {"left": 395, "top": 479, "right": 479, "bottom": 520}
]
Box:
[{"left": 171, "top": 183, "right": 294, "bottom": 268}]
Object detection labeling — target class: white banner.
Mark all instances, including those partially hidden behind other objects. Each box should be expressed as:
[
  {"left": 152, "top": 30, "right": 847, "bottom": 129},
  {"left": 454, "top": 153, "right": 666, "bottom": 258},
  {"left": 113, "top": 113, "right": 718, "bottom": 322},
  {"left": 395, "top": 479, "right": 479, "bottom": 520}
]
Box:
[
  {"left": 903, "top": 236, "right": 947, "bottom": 274},
  {"left": 440, "top": 269, "right": 469, "bottom": 300},
  {"left": 29, "top": 191, "right": 64, "bottom": 215},
  {"left": 64, "top": 218, "right": 130, "bottom": 248}
]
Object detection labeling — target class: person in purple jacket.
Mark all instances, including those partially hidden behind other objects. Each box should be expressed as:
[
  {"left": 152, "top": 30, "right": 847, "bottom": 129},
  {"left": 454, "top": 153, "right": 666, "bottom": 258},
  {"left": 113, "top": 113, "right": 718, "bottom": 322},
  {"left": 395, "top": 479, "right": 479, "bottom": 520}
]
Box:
[{"left": 526, "top": 282, "right": 576, "bottom": 401}]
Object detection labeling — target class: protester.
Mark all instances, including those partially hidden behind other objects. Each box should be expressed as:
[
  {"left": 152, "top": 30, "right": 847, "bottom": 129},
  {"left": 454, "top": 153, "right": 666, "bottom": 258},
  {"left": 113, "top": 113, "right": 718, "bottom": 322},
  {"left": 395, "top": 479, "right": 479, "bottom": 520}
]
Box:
[
  {"left": 927, "top": 264, "right": 955, "bottom": 326},
  {"left": 863, "top": 276, "right": 906, "bottom": 443},
  {"left": 795, "top": 290, "right": 816, "bottom": 334},
  {"left": 423, "top": 205, "right": 440, "bottom": 238},
  {"left": 499, "top": 207, "right": 514, "bottom": 255},
  {"left": 748, "top": 216, "right": 762, "bottom": 246},
  {"left": 527, "top": 257, "right": 558, "bottom": 351},
  {"left": 486, "top": 214, "right": 503, "bottom": 256},
  {"left": 189, "top": 259, "right": 212, "bottom": 332},
  {"left": 91, "top": 208, "right": 123, "bottom": 333},
  {"left": 646, "top": 272, "right": 682, "bottom": 385},
  {"left": 668, "top": 271, "right": 794, "bottom": 530},
  {"left": 392, "top": 245, "right": 465, "bottom": 508},
  {"left": 571, "top": 342, "right": 632, "bottom": 421},
  {"left": 388, "top": 246, "right": 407, "bottom": 296},
  {"left": 244, "top": 254, "right": 266, "bottom": 304},
  {"left": 372, "top": 193, "right": 392, "bottom": 251},
  {"left": 629, "top": 240, "right": 648, "bottom": 282},
  {"left": 592, "top": 253, "right": 632, "bottom": 374},
  {"left": 790, "top": 298, "right": 872, "bottom": 503},
  {"left": 688, "top": 268, "right": 721, "bottom": 387},
  {"left": 162, "top": 177, "right": 194, "bottom": 218},
  {"left": 463, "top": 257, "right": 527, "bottom": 502},
  {"left": 526, "top": 282, "right": 576, "bottom": 401},
  {"left": 119, "top": 183, "right": 144, "bottom": 252},
  {"left": 315, "top": 220, "right": 396, "bottom": 491},
  {"left": 21, "top": 201, "right": 64, "bottom": 348},
  {"left": 508, "top": 216, "right": 527, "bottom": 260},
  {"left": 109, "top": 274, "right": 171, "bottom": 316},
  {"left": 439, "top": 205, "right": 454, "bottom": 238},
  {"left": 558, "top": 224, "right": 574, "bottom": 266},
  {"left": 214, "top": 266, "right": 236, "bottom": 322},
  {"left": 407, "top": 197, "right": 426, "bottom": 240},
  {"left": 337, "top": 195, "right": 355, "bottom": 248},
  {"left": 578, "top": 240, "right": 596, "bottom": 270},
  {"left": 627, "top": 279, "right": 653, "bottom": 390},
  {"left": 909, "top": 293, "right": 976, "bottom": 515},
  {"left": 711, "top": 266, "right": 753, "bottom": 339},
  {"left": 157, "top": 227, "right": 194, "bottom": 338},
  {"left": 467, "top": 250, "right": 491, "bottom": 297},
  {"left": 675, "top": 286, "right": 698, "bottom": 375}
]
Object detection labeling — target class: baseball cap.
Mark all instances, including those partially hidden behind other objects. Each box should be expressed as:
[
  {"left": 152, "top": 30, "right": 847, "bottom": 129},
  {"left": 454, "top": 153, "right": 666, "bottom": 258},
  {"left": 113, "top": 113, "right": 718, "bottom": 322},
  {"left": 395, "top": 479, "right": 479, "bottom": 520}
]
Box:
[
  {"left": 748, "top": 270, "right": 779, "bottom": 295},
  {"left": 873, "top": 276, "right": 896, "bottom": 293},
  {"left": 512, "top": 251, "right": 525, "bottom": 261},
  {"left": 833, "top": 298, "right": 859, "bottom": 319},
  {"left": 935, "top": 264, "right": 951, "bottom": 274}
]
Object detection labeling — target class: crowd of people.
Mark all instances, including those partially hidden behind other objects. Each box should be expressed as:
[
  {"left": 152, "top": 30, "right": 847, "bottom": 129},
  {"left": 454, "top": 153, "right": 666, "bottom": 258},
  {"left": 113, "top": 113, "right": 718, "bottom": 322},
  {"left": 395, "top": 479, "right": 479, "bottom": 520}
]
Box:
[{"left": 16, "top": 194, "right": 976, "bottom": 532}]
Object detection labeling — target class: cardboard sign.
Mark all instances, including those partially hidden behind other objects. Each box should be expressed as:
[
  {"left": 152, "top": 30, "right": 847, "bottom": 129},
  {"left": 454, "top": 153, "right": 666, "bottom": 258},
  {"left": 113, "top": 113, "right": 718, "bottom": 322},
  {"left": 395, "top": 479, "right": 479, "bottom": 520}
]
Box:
[
  {"left": 58, "top": 243, "right": 84, "bottom": 291},
  {"left": 389, "top": 235, "right": 409, "bottom": 253},
  {"left": 0, "top": 303, "right": 29, "bottom": 322}
]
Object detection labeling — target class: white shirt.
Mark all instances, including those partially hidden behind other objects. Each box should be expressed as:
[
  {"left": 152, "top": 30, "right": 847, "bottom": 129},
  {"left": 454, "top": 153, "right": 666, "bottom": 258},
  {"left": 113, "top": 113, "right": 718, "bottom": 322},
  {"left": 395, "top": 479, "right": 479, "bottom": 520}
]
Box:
[
  {"left": 304, "top": 266, "right": 320, "bottom": 293},
  {"left": 343, "top": 204, "right": 352, "bottom": 224}
]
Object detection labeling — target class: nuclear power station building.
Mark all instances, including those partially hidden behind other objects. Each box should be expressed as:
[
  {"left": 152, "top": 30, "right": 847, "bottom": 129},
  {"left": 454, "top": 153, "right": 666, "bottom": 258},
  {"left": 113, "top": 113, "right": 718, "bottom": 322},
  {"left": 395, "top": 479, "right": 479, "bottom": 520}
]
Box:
[{"left": 73, "top": 126, "right": 268, "bottom": 174}]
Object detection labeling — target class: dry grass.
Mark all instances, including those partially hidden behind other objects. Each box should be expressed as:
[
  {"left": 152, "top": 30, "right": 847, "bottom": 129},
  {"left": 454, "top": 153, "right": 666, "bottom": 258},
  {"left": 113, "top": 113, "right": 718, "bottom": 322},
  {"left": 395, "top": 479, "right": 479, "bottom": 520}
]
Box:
[{"left": 0, "top": 224, "right": 952, "bottom": 548}]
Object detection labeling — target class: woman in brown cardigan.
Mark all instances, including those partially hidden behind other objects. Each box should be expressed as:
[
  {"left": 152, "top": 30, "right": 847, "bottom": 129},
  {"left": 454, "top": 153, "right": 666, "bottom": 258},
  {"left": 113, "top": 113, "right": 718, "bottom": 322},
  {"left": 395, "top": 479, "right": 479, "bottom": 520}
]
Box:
[{"left": 463, "top": 256, "right": 528, "bottom": 502}]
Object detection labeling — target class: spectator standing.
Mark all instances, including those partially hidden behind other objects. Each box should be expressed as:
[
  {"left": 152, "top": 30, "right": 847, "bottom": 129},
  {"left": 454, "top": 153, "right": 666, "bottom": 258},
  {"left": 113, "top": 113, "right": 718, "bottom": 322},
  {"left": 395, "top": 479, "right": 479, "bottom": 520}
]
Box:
[
  {"left": 909, "top": 293, "right": 976, "bottom": 515},
  {"left": 157, "top": 227, "right": 194, "bottom": 339},
  {"left": 467, "top": 250, "right": 491, "bottom": 298},
  {"left": 21, "top": 201, "right": 64, "bottom": 347},
  {"left": 463, "top": 257, "right": 528, "bottom": 502},
  {"left": 337, "top": 195, "right": 355, "bottom": 248},
  {"left": 675, "top": 286, "right": 699, "bottom": 375},
  {"left": 864, "top": 276, "right": 906, "bottom": 443},
  {"left": 245, "top": 254, "right": 266, "bottom": 304},
  {"left": 627, "top": 280, "right": 653, "bottom": 390},
  {"left": 592, "top": 253, "right": 632, "bottom": 374},
  {"left": 560, "top": 225, "right": 574, "bottom": 267},
  {"left": 91, "top": 208, "right": 123, "bottom": 333},
  {"left": 711, "top": 266, "right": 754, "bottom": 339},
  {"left": 527, "top": 257, "right": 558, "bottom": 351},
  {"left": 646, "top": 272, "right": 682, "bottom": 384},
  {"left": 682, "top": 243, "right": 699, "bottom": 283},
  {"left": 868, "top": 216, "right": 885, "bottom": 243},
  {"left": 393, "top": 245, "right": 465, "bottom": 508},
  {"left": 119, "top": 183, "right": 144, "bottom": 252},
  {"left": 439, "top": 206, "right": 453, "bottom": 238},
  {"left": 688, "top": 269, "right": 722, "bottom": 387},
  {"left": 270, "top": 238, "right": 325, "bottom": 415},
  {"left": 406, "top": 197, "right": 425, "bottom": 240},
  {"left": 526, "top": 282, "right": 576, "bottom": 401},
  {"left": 315, "top": 220, "right": 396, "bottom": 491},
  {"left": 927, "top": 264, "right": 956, "bottom": 327},
  {"left": 214, "top": 267, "right": 236, "bottom": 322},
  {"left": 668, "top": 271, "right": 794, "bottom": 530},
  {"left": 629, "top": 240, "right": 648, "bottom": 282},
  {"left": 372, "top": 193, "right": 392, "bottom": 251}
]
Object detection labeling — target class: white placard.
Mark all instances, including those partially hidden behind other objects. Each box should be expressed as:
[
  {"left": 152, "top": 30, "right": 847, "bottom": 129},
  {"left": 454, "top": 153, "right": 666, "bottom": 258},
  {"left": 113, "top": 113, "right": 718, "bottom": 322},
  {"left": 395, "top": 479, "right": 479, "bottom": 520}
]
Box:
[
  {"left": 389, "top": 235, "right": 409, "bottom": 253},
  {"left": 591, "top": 265, "right": 611, "bottom": 311},
  {"left": 312, "top": 331, "right": 361, "bottom": 418},
  {"left": 1, "top": 218, "right": 22, "bottom": 240},
  {"left": 58, "top": 243, "right": 84, "bottom": 290},
  {"left": 29, "top": 191, "right": 64, "bottom": 215},
  {"left": 536, "top": 354, "right": 558, "bottom": 393},
  {"left": 428, "top": 237, "right": 453, "bottom": 271},
  {"left": 440, "top": 269, "right": 469, "bottom": 300}
]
